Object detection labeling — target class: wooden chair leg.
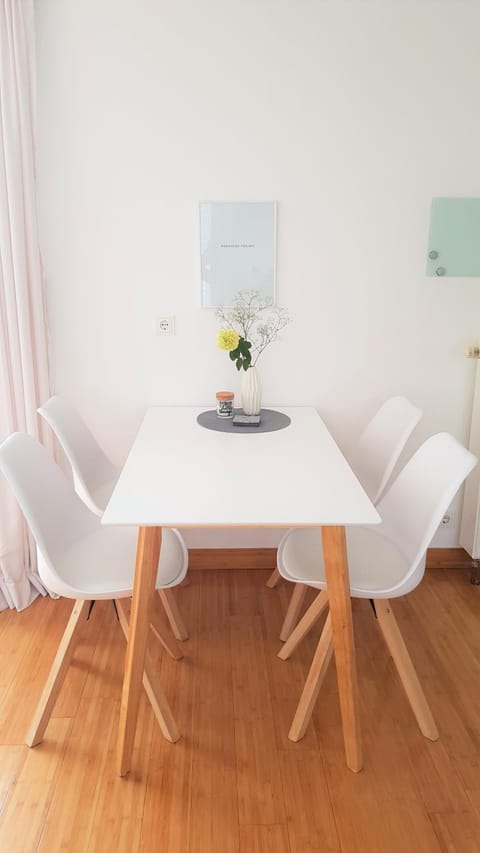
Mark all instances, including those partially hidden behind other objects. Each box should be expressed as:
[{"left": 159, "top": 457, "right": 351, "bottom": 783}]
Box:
[
  {"left": 158, "top": 588, "right": 188, "bottom": 641},
  {"left": 119, "top": 596, "right": 183, "bottom": 660},
  {"left": 374, "top": 599, "right": 439, "bottom": 741},
  {"left": 278, "top": 590, "right": 329, "bottom": 660},
  {"left": 149, "top": 596, "right": 184, "bottom": 659},
  {"left": 116, "top": 599, "right": 180, "bottom": 743},
  {"left": 26, "top": 599, "right": 89, "bottom": 747},
  {"left": 266, "top": 568, "right": 281, "bottom": 588},
  {"left": 280, "top": 582, "right": 308, "bottom": 642},
  {"left": 288, "top": 613, "right": 334, "bottom": 742}
]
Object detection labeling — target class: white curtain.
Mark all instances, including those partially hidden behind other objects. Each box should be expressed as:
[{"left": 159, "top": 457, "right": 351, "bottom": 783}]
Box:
[{"left": 0, "top": 0, "right": 53, "bottom": 610}]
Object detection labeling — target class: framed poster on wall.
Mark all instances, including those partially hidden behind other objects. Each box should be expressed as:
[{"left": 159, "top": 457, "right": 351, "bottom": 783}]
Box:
[{"left": 199, "top": 201, "right": 276, "bottom": 307}]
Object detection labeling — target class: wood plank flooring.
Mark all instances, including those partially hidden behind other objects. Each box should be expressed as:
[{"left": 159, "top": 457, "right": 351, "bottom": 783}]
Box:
[{"left": 0, "top": 569, "right": 479, "bottom": 852}]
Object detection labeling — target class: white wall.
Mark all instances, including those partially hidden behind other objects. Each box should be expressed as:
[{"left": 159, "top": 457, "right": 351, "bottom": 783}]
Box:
[{"left": 35, "top": 0, "right": 480, "bottom": 547}]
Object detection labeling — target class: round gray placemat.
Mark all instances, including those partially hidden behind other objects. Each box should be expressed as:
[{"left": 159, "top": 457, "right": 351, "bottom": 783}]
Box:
[{"left": 197, "top": 408, "right": 291, "bottom": 434}]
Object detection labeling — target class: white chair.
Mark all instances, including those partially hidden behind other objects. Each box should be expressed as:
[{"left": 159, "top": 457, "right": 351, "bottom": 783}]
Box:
[
  {"left": 276, "top": 432, "right": 477, "bottom": 742},
  {"left": 38, "top": 395, "right": 188, "bottom": 640},
  {"left": 38, "top": 395, "right": 118, "bottom": 517},
  {"left": 0, "top": 432, "right": 189, "bottom": 748},
  {"left": 269, "top": 396, "right": 423, "bottom": 641}
]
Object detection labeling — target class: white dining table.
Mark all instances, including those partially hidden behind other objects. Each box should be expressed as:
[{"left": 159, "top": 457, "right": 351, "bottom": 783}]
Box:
[{"left": 102, "top": 406, "right": 380, "bottom": 776}]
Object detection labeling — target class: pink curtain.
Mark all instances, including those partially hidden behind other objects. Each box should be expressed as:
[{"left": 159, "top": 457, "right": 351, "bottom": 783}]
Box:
[{"left": 0, "top": 0, "right": 53, "bottom": 609}]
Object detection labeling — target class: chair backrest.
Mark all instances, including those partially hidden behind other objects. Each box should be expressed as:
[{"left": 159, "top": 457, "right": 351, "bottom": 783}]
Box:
[
  {"left": 376, "top": 432, "right": 477, "bottom": 587},
  {"left": 347, "top": 396, "right": 423, "bottom": 504},
  {"left": 38, "top": 396, "right": 118, "bottom": 515},
  {"left": 0, "top": 433, "right": 99, "bottom": 585}
]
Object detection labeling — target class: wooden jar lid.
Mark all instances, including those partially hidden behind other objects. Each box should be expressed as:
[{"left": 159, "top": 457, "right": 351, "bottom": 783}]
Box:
[{"left": 216, "top": 391, "right": 234, "bottom": 400}]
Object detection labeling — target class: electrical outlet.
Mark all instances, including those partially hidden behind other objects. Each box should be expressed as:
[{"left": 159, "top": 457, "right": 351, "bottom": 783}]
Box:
[{"left": 156, "top": 316, "right": 175, "bottom": 336}]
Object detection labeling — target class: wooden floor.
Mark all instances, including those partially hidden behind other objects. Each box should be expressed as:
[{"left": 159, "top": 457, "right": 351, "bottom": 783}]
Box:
[{"left": 0, "top": 569, "right": 479, "bottom": 852}]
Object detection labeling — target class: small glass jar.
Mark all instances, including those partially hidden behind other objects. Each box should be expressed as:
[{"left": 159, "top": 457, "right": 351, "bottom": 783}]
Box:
[{"left": 216, "top": 391, "right": 234, "bottom": 419}]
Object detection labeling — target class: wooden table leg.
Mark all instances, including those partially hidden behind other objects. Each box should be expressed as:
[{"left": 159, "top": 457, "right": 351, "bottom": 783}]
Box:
[
  {"left": 321, "top": 525, "right": 362, "bottom": 773},
  {"left": 116, "top": 526, "right": 161, "bottom": 776}
]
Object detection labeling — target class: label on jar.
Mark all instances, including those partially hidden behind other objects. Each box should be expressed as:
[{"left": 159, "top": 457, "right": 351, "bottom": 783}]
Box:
[{"left": 217, "top": 400, "right": 234, "bottom": 418}]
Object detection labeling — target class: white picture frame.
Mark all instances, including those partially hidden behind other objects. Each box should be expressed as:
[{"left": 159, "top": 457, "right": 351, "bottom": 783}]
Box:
[{"left": 199, "top": 201, "right": 277, "bottom": 308}]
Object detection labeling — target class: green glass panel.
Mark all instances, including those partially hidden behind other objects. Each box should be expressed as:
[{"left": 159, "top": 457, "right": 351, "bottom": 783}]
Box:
[{"left": 426, "top": 197, "right": 480, "bottom": 277}]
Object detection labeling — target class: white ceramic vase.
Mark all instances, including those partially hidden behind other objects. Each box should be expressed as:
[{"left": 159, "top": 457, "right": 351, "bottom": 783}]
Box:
[{"left": 241, "top": 366, "right": 262, "bottom": 415}]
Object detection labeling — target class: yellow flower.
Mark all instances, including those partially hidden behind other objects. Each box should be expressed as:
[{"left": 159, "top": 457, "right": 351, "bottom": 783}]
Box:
[{"left": 216, "top": 329, "right": 240, "bottom": 351}]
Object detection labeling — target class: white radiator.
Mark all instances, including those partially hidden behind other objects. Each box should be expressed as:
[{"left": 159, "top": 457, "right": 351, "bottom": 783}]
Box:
[{"left": 460, "top": 349, "right": 480, "bottom": 559}]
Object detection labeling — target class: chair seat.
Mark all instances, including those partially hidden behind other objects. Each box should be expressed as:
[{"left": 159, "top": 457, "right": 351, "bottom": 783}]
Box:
[
  {"left": 41, "top": 526, "right": 187, "bottom": 600},
  {"left": 277, "top": 526, "right": 424, "bottom": 599}
]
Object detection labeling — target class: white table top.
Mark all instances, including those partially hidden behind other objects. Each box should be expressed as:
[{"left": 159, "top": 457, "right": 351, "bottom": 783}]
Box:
[{"left": 102, "top": 407, "right": 380, "bottom": 528}]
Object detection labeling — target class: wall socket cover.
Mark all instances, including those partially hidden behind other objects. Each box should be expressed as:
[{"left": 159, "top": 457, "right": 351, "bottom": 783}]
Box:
[{"left": 157, "top": 316, "right": 175, "bottom": 335}]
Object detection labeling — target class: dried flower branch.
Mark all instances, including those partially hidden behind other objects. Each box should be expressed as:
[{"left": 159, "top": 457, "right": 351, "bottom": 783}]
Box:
[{"left": 216, "top": 290, "right": 291, "bottom": 370}]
